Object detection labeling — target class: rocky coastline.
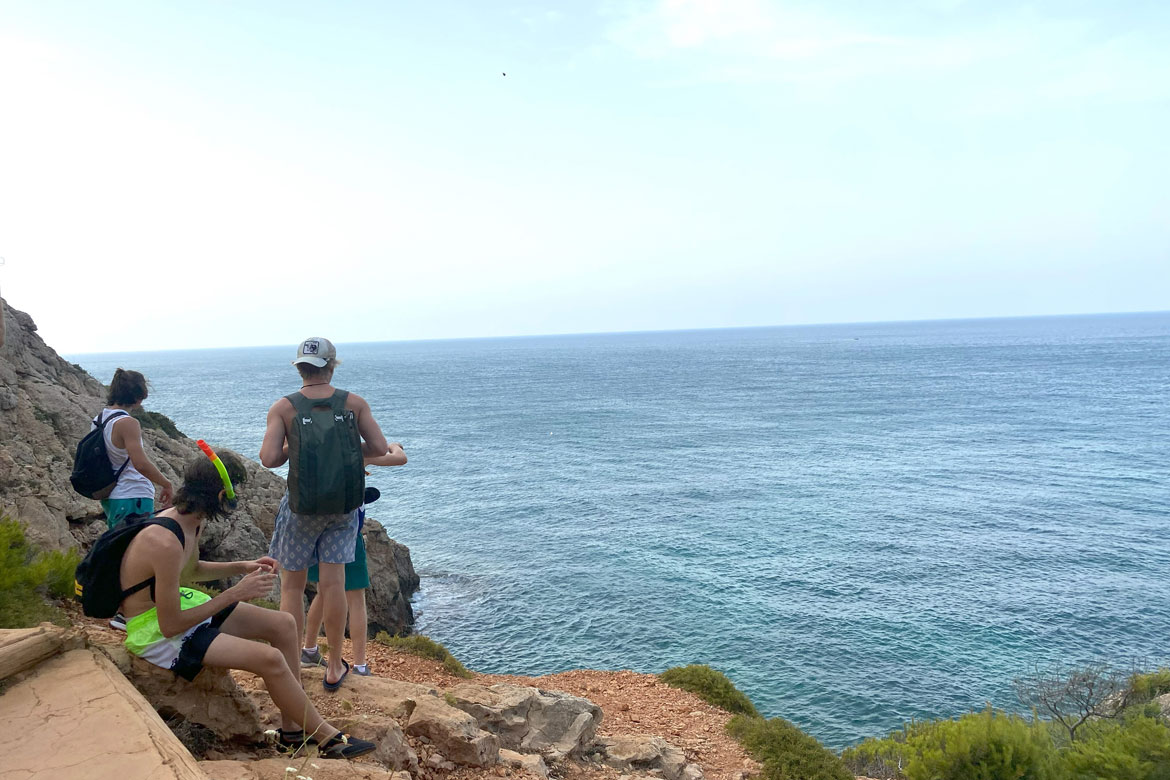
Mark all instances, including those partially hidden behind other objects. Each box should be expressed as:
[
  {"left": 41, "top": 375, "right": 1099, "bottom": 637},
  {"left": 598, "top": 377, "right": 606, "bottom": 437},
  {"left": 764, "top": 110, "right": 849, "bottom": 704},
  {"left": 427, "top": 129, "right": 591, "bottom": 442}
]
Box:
[{"left": 0, "top": 294, "right": 776, "bottom": 780}]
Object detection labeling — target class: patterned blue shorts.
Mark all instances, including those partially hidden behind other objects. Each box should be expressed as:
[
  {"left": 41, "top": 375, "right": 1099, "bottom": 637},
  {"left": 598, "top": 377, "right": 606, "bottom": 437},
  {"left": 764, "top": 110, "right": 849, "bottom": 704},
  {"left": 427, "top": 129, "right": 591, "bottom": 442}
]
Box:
[{"left": 267, "top": 491, "right": 359, "bottom": 571}]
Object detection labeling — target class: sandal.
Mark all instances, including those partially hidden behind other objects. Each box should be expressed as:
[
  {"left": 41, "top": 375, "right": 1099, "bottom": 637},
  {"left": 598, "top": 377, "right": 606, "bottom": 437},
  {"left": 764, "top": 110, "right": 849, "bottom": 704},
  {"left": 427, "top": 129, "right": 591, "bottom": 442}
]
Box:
[
  {"left": 318, "top": 731, "right": 377, "bottom": 760},
  {"left": 276, "top": 729, "right": 310, "bottom": 755},
  {"left": 323, "top": 659, "right": 350, "bottom": 692}
]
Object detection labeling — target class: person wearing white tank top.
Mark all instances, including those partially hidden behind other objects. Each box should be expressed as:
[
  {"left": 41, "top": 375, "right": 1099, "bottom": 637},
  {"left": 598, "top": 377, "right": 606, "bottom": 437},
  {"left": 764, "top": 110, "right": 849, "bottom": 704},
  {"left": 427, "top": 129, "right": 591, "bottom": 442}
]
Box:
[{"left": 94, "top": 369, "right": 174, "bottom": 529}]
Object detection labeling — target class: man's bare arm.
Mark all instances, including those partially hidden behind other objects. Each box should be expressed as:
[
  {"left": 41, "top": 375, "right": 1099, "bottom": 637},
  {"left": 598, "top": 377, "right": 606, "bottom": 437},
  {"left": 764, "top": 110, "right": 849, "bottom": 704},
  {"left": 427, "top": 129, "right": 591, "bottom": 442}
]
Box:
[
  {"left": 188, "top": 556, "right": 278, "bottom": 583},
  {"left": 259, "top": 400, "right": 291, "bottom": 467},
  {"left": 366, "top": 443, "right": 406, "bottom": 467}
]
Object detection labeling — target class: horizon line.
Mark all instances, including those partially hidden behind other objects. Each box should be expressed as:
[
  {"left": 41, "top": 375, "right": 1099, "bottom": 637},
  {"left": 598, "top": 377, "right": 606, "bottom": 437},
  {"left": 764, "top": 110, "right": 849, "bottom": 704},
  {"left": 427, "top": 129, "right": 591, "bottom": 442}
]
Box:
[{"left": 59, "top": 307, "right": 1170, "bottom": 358}]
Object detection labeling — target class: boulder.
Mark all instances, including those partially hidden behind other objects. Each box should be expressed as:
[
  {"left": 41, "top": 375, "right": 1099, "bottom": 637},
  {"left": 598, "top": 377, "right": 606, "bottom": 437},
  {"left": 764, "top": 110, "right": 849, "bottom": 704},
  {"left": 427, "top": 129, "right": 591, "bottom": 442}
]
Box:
[
  {"left": 370, "top": 715, "right": 420, "bottom": 773},
  {"left": 600, "top": 735, "right": 695, "bottom": 780},
  {"left": 99, "top": 644, "right": 265, "bottom": 743},
  {"left": 500, "top": 748, "right": 551, "bottom": 778},
  {"left": 405, "top": 695, "right": 500, "bottom": 767},
  {"left": 448, "top": 682, "right": 602, "bottom": 759}
]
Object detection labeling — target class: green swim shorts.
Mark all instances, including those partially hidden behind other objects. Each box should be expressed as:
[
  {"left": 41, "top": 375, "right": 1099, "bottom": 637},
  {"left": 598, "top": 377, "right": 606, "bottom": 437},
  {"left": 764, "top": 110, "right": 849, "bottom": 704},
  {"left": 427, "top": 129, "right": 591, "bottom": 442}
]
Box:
[{"left": 101, "top": 497, "right": 155, "bottom": 530}]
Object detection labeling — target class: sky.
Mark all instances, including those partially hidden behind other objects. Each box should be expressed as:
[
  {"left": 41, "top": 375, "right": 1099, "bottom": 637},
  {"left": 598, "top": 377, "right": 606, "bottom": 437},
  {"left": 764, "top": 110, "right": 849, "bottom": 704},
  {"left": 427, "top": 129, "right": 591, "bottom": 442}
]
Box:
[{"left": 0, "top": 0, "right": 1167, "bottom": 354}]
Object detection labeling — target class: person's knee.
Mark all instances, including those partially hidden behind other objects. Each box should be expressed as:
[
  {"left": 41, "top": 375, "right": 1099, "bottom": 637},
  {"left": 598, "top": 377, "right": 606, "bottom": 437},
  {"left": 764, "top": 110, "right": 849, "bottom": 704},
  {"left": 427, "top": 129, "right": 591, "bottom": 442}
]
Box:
[
  {"left": 257, "top": 645, "right": 288, "bottom": 677},
  {"left": 274, "top": 610, "right": 298, "bottom": 640},
  {"left": 318, "top": 563, "right": 345, "bottom": 588}
]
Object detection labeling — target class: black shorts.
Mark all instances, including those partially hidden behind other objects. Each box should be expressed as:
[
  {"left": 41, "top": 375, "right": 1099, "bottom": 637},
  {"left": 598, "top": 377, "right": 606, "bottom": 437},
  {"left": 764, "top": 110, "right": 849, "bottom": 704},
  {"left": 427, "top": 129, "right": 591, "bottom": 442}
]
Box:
[{"left": 172, "top": 602, "right": 238, "bottom": 681}]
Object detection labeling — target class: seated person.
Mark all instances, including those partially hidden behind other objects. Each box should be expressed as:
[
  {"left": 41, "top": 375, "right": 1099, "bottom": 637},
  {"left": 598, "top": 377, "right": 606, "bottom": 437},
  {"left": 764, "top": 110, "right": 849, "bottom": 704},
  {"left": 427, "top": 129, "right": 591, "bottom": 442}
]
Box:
[{"left": 117, "top": 449, "right": 374, "bottom": 759}]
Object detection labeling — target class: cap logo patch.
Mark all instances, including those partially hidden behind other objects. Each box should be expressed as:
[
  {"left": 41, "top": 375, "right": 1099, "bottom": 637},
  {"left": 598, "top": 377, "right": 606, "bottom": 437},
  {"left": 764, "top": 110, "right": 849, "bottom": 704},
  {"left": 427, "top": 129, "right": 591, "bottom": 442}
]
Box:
[{"left": 302, "top": 340, "right": 320, "bottom": 355}]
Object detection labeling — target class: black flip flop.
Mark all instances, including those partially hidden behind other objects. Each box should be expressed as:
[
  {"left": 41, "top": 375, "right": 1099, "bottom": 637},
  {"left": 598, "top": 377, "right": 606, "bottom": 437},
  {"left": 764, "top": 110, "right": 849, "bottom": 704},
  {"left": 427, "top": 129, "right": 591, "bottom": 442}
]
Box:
[
  {"left": 323, "top": 659, "right": 350, "bottom": 692},
  {"left": 319, "top": 731, "right": 377, "bottom": 759}
]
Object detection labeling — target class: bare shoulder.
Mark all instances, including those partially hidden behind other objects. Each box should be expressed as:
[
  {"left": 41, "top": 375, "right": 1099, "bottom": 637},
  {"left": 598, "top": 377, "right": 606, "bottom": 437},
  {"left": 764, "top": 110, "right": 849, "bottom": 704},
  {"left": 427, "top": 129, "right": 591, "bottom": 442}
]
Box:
[
  {"left": 126, "top": 522, "right": 185, "bottom": 568},
  {"left": 344, "top": 391, "right": 371, "bottom": 412},
  {"left": 268, "top": 396, "right": 295, "bottom": 419},
  {"left": 113, "top": 414, "right": 141, "bottom": 433}
]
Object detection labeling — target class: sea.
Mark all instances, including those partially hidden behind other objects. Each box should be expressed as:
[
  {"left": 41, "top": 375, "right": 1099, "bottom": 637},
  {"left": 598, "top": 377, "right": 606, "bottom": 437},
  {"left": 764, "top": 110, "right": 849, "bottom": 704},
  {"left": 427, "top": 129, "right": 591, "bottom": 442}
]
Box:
[{"left": 69, "top": 312, "right": 1170, "bottom": 749}]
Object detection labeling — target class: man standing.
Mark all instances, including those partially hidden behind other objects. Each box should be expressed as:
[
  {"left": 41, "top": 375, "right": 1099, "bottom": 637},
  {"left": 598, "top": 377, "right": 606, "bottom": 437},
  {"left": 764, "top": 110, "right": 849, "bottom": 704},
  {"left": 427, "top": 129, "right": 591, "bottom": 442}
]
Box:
[{"left": 260, "top": 337, "right": 390, "bottom": 691}]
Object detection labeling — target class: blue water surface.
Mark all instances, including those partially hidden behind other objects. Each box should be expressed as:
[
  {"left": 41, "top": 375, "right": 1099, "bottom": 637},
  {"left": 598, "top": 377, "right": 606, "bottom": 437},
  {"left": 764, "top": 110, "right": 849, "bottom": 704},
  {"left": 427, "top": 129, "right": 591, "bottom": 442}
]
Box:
[{"left": 71, "top": 313, "right": 1170, "bottom": 748}]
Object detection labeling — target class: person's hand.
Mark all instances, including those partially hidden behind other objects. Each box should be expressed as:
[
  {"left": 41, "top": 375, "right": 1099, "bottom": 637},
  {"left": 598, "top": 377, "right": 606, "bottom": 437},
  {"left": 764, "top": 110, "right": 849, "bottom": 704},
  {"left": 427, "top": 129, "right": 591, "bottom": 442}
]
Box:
[
  {"left": 389, "top": 442, "right": 403, "bottom": 451},
  {"left": 227, "top": 568, "right": 277, "bottom": 603},
  {"left": 158, "top": 480, "right": 174, "bottom": 508},
  {"left": 243, "top": 556, "right": 279, "bottom": 575}
]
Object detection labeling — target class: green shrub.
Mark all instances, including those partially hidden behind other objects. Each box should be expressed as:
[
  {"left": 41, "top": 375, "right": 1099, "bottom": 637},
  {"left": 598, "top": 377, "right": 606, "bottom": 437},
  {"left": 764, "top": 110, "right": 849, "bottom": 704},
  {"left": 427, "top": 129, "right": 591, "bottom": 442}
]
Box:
[
  {"left": 1061, "top": 715, "right": 1170, "bottom": 780},
  {"left": 842, "top": 722, "right": 924, "bottom": 779},
  {"left": 0, "top": 517, "right": 77, "bottom": 628},
  {"left": 373, "top": 632, "right": 473, "bottom": 678},
  {"left": 1129, "top": 669, "right": 1170, "bottom": 705},
  {"left": 132, "top": 408, "right": 187, "bottom": 439},
  {"left": 909, "top": 709, "right": 1060, "bottom": 780},
  {"left": 845, "top": 707, "right": 1061, "bottom": 780},
  {"left": 727, "top": 714, "right": 852, "bottom": 780},
  {"left": 660, "top": 664, "right": 759, "bottom": 717}
]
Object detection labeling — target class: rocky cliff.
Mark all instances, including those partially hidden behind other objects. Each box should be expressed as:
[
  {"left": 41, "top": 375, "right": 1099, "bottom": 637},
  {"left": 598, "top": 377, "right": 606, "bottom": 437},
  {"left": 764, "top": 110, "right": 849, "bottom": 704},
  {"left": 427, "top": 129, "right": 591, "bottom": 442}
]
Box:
[{"left": 0, "top": 297, "right": 416, "bottom": 633}]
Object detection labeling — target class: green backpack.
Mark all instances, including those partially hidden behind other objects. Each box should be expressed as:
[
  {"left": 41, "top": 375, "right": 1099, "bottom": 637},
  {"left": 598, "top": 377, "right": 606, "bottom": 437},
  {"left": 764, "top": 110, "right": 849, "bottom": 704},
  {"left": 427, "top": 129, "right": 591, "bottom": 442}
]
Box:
[{"left": 285, "top": 390, "right": 364, "bottom": 515}]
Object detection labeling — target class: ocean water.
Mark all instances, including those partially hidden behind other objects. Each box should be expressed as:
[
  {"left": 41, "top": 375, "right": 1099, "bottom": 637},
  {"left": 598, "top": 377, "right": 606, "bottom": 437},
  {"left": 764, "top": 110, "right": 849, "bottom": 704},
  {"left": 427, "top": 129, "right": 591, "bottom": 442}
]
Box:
[{"left": 71, "top": 313, "right": 1170, "bottom": 748}]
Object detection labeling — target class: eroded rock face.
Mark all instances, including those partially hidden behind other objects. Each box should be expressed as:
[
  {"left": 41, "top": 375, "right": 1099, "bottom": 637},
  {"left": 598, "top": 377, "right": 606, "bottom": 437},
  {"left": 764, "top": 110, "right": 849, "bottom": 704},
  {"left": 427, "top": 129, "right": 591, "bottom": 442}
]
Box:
[
  {"left": 0, "top": 297, "right": 285, "bottom": 560},
  {"left": 448, "top": 683, "right": 603, "bottom": 760},
  {"left": 0, "top": 298, "right": 417, "bottom": 632},
  {"left": 98, "top": 644, "right": 266, "bottom": 743},
  {"left": 352, "top": 520, "right": 417, "bottom": 636}
]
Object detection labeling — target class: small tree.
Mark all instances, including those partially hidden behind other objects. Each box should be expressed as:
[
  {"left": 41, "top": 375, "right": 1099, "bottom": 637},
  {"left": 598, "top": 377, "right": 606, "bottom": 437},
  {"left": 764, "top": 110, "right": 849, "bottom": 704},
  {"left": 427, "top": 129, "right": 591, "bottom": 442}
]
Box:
[{"left": 1014, "top": 663, "right": 1131, "bottom": 743}]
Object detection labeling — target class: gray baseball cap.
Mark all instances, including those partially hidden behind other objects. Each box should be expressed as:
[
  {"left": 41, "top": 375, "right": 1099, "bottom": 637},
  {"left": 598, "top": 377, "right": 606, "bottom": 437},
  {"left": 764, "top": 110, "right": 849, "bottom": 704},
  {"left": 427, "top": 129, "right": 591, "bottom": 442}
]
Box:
[{"left": 292, "top": 337, "right": 340, "bottom": 368}]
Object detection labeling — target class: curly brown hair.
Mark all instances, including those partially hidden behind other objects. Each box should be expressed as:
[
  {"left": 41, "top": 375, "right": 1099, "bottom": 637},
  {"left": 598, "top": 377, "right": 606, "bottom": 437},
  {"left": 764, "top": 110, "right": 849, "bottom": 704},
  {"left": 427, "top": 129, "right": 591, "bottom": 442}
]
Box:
[{"left": 173, "top": 450, "right": 248, "bottom": 521}]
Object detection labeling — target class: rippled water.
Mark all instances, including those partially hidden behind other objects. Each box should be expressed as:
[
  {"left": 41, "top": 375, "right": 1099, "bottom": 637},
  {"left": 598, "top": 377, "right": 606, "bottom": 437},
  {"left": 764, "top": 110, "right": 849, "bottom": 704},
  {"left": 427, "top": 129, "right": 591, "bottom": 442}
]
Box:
[{"left": 72, "top": 313, "right": 1170, "bottom": 748}]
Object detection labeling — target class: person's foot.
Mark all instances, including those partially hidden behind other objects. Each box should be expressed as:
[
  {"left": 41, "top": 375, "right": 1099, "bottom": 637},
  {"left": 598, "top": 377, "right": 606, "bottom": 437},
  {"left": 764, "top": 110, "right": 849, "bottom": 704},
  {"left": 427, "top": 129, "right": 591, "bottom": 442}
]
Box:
[
  {"left": 353, "top": 663, "right": 371, "bottom": 676},
  {"left": 323, "top": 659, "right": 350, "bottom": 692},
  {"left": 108, "top": 613, "right": 127, "bottom": 631},
  {"left": 275, "top": 729, "right": 309, "bottom": 755},
  {"left": 300, "top": 646, "right": 323, "bottom": 666},
  {"left": 318, "top": 731, "right": 376, "bottom": 760}
]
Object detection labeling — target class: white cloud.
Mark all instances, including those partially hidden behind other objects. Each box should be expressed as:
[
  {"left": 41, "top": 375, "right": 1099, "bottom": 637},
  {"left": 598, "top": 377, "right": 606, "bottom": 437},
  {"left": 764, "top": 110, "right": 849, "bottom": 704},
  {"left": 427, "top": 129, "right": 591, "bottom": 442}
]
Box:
[{"left": 603, "top": 1, "right": 1170, "bottom": 109}]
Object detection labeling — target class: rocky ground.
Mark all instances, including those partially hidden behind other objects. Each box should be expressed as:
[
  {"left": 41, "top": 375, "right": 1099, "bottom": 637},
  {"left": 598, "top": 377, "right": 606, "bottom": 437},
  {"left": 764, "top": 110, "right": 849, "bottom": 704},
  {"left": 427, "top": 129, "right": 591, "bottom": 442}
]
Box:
[{"left": 71, "top": 601, "right": 760, "bottom": 780}]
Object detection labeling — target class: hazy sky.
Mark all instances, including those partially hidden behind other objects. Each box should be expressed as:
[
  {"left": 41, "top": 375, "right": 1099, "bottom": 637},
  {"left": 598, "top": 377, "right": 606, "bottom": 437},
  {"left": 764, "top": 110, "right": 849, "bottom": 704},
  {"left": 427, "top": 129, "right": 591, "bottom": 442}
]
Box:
[{"left": 1, "top": 1, "right": 1167, "bottom": 354}]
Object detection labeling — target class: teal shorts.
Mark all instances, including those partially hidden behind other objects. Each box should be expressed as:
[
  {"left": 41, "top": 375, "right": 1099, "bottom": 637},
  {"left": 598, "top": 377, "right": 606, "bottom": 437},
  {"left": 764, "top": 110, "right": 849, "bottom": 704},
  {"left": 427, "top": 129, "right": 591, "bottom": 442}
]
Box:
[
  {"left": 101, "top": 497, "right": 155, "bottom": 530},
  {"left": 307, "top": 533, "right": 369, "bottom": 590}
]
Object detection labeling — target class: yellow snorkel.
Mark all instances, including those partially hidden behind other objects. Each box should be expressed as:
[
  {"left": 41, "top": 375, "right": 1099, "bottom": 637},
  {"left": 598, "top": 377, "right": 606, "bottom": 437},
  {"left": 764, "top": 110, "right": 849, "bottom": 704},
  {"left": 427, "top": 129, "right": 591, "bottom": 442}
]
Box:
[{"left": 196, "top": 439, "right": 237, "bottom": 507}]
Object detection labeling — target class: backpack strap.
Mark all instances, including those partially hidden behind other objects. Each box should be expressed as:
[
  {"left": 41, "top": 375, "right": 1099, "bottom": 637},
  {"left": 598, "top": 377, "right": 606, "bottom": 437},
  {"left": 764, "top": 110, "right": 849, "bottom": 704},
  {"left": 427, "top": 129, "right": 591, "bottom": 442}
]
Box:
[
  {"left": 96, "top": 410, "right": 133, "bottom": 482},
  {"left": 286, "top": 390, "right": 350, "bottom": 415},
  {"left": 119, "top": 517, "right": 186, "bottom": 603},
  {"left": 95, "top": 409, "right": 129, "bottom": 429}
]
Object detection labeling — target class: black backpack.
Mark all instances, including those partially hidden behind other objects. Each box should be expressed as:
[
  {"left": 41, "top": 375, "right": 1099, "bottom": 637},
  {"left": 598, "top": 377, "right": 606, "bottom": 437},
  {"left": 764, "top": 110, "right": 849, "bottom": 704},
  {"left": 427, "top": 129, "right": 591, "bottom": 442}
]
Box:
[
  {"left": 285, "top": 390, "right": 364, "bottom": 515},
  {"left": 74, "top": 516, "right": 185, "bottom": 618},
  {"left": 70, "top": 410, "right": 130, "bottom": 499}
]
